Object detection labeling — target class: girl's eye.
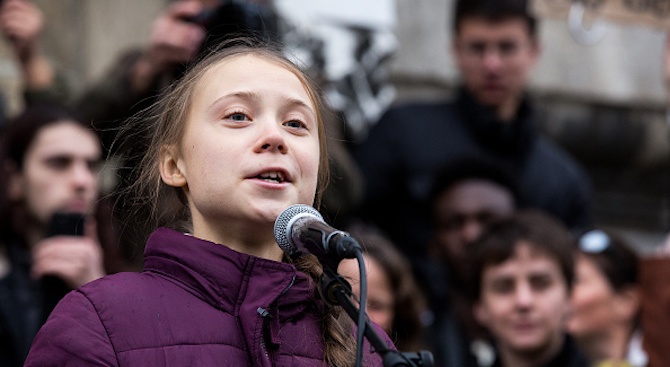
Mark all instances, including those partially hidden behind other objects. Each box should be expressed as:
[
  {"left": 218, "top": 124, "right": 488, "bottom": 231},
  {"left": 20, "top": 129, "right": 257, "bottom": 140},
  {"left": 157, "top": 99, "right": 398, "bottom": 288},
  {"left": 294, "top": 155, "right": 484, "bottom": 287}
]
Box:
[
  {"left": 285, "top": 119, "right": 305, "bottom": 129},
  {"left": 226, "top": 112, "right": 249, "bottom": 121}
]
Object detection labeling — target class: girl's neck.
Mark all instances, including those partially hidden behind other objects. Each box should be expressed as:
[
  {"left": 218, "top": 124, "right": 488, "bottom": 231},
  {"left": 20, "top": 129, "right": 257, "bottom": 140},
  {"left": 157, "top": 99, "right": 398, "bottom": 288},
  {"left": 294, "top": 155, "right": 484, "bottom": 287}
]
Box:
[
  {"left": 228, "top": 241, "right": 284, "bottom": 261},
  {"left": 192, "top": 220, "right": 284, "bottom": 262},
  {"left": 580, "top": 326, "right": 632, "bottom": 363},
  {"left": 499, "top": 332, "right": 563, "bottom": 367}
]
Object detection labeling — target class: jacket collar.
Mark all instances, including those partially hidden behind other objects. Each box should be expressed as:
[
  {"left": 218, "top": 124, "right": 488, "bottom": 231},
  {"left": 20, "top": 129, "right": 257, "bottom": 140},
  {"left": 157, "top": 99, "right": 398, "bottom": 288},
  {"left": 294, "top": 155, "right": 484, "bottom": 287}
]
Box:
[
  {"left": 456, "top": 87, "right": 536, "bottom": 157},
  {"left": 143, "top": 227, "right": 316, "bottom": 322}
]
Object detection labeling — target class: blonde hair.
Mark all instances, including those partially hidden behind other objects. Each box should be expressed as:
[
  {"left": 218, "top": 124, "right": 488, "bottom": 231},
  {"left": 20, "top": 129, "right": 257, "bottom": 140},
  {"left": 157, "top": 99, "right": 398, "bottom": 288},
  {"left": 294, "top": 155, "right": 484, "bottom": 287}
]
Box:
[{"left": 116, "top": 37, "right": 355, "bottom": 367}]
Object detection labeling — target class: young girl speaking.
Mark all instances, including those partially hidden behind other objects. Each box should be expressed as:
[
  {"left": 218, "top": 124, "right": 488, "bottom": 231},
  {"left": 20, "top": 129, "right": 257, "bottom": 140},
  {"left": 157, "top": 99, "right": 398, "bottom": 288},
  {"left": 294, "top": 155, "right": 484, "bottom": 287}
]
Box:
[{"left": 24, "top": 40, "right": 393, "bottom": 367}]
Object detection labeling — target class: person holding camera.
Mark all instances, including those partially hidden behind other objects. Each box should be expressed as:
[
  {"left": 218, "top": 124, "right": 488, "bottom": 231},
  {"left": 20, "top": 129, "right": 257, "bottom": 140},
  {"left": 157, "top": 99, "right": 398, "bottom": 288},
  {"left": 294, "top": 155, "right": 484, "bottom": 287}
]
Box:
[
  {"left": 0, "top": 104, "right": 127, "bottom": 367},
  {"left": 74, "top": 0, "right": 277, "bottom": 151},
  {"left": 0, "top": 0, "right": 69, "bottom": 124}
]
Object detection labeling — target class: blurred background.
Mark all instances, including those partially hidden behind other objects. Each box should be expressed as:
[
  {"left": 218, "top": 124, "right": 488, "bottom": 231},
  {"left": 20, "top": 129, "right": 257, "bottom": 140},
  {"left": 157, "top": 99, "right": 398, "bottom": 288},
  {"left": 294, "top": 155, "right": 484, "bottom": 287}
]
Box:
[{"left": 1, "top": 0, "right": 667, "bottom": 251}]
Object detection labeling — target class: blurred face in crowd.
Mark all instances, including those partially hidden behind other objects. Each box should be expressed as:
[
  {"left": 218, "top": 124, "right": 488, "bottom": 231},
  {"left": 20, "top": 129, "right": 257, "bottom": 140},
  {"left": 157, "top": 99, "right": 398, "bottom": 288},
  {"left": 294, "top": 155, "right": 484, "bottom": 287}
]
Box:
[
  {"left": 339, "top": 255, "right": 395, "bottom": 333},
  {"left": 10, "top": 121, "right": 101, "bottom": 226},
  {"left": 475, "top": 242, "right": 569, "bottom": 361},
  {"left": 432, "top": 179, "right": 515, "bottom": 282},
  {"left": 566, "top": 254, "right": 638, "bottom": 341},
  {"left": 453, "top": 17, "right": 539, "bottom": 117}
]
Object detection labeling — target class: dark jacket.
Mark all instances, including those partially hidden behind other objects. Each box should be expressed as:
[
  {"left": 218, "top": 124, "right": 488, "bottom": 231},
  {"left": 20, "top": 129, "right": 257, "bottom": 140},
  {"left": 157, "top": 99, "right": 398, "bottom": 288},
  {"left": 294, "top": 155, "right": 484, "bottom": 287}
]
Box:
[
  {"left": 25, "top": 228, "right": 393, "bottom": 366},
  {"left": 0, "top": 239, "right": 85, "bottom": 367},
  {"left": 490, "top": 334, "right": 589, "bottom": 367},
  {"left": 355, "top": 88, "right": 593, "bottom": 263},
  {"left": 0, "top": 242, "right": 42, "bottom": 367}
]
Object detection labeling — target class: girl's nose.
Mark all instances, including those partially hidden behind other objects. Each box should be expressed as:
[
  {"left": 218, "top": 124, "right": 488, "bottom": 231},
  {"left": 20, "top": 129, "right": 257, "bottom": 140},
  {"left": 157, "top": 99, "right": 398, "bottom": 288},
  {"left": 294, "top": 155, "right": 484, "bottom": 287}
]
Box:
[{"left": 256, "top": 121, "right": 287, "bottom": 153}]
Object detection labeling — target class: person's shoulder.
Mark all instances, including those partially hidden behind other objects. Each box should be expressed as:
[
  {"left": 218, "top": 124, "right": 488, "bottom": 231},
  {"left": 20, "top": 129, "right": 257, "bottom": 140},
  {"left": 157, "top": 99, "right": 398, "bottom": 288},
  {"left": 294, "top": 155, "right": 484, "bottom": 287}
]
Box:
[
  {"left": 380, "top": 99, "right": 454, "bottom": 120},
  {"left": 532, "top": 135, "right": 588, "bottom": 180},
  {"left": 368, "top": 98, "right": 457, "bottom": 136},
  {"left": 71, "top": 271, "right": 182, "bottom": 328},
  {"left": 77, "top": 271, "right": 155, "bottom": 304}
]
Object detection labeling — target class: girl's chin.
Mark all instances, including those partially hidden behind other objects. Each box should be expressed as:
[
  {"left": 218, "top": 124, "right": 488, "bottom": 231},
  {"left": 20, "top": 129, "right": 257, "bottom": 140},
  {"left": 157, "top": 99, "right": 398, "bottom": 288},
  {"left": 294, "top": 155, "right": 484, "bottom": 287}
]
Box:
[{"left": 249, "top": 202, "right": 292, "bottom": 221}]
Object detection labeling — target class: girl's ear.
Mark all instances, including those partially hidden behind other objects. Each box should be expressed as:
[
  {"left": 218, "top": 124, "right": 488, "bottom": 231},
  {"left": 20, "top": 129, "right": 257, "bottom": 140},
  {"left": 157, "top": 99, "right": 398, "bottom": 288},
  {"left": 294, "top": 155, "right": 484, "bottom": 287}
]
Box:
[
  {"left": 474, "top": 301, "right": 490, "bottom": 327},
  {"left": 160, "top": 145, "right": 187, "bottom": 188},
  {"left": 614, "top": 285, "right": 640, "bottom": 321}
]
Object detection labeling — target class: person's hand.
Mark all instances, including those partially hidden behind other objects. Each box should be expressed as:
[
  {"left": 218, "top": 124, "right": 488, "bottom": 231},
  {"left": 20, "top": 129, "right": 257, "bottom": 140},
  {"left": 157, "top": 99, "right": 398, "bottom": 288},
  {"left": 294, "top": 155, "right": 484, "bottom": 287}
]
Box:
[
  {"left": 132, "top": 0, "right": 206, "bottom": 92},
  {"left": 31, "top": 219, "right": 105, "bottom": 289},
  {"left": 0, "top": 0, "right": 44, "bottom": 62}
]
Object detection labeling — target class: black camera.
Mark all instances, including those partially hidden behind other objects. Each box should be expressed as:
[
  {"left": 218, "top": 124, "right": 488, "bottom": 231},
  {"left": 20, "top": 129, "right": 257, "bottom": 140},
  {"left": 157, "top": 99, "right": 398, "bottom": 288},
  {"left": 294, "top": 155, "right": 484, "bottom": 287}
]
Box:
[
  {"left": 184, "top": 0, "right": 279, "bottom": 55},
  {"left": 48, "top": 212, "right": 85, "bottom": 237},
  {"left": 173, "top": 0, "right": 278, "bottom": 80}
]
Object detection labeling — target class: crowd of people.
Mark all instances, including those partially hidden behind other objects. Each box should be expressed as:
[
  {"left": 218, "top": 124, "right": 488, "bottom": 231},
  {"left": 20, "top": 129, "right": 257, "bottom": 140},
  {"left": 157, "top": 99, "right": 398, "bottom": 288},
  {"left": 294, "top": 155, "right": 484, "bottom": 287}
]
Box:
[{"left": 0, "top": 0, "right": 668, "bottom": 366}]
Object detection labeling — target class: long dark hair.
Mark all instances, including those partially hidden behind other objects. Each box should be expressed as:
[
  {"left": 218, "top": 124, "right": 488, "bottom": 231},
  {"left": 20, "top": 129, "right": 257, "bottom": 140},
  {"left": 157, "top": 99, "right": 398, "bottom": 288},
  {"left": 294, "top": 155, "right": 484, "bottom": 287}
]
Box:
[{"left": 0, "top": 104, "right": 128, "bottom": 272}]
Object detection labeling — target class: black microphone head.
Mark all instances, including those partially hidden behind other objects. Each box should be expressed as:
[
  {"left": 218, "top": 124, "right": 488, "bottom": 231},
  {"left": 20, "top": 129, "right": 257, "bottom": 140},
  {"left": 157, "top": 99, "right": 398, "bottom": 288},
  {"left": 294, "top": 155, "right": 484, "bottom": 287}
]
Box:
[{"left": 274, "top": 204, "right": 323, "bottom": 256}]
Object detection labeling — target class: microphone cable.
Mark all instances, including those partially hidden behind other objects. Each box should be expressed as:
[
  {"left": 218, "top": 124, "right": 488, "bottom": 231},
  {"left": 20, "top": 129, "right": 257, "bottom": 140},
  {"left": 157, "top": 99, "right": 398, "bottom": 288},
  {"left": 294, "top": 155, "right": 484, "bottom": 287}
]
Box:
[{"left": 354, "top": 249, "right": 367, "bottom": 367}]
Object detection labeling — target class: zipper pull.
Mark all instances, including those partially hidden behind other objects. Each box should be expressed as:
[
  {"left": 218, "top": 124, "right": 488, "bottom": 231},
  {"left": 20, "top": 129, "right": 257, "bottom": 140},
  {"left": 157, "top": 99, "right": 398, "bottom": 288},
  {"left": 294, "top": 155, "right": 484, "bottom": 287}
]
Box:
[{"left": 257, "top": 307, "right": 273, "bottom": 319}]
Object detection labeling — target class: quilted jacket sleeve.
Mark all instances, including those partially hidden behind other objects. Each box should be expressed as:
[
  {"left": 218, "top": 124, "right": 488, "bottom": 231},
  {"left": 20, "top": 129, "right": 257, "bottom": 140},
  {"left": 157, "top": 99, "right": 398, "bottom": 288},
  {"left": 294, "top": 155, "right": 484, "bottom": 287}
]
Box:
[{"left": 24, "top": 290, "right": 117, "bottom": 367}]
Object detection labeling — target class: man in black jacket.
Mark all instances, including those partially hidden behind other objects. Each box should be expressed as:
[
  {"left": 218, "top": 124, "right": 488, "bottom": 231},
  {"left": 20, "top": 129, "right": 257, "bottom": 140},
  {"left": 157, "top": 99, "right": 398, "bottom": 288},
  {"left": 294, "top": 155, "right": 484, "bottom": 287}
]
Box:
[{"left": 355, "top": 0, "right": 592, "bottom": 283}]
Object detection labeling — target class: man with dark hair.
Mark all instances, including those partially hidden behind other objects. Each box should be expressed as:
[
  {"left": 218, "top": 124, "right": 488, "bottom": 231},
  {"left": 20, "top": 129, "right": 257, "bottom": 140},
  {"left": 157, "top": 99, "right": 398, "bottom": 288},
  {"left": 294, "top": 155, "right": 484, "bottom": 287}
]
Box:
[
  {"left": 469, "top": 210, "right": 589, "bottom": 367},
  {"left": 355, "top": 0, "right": 593, "bottom": 283}
]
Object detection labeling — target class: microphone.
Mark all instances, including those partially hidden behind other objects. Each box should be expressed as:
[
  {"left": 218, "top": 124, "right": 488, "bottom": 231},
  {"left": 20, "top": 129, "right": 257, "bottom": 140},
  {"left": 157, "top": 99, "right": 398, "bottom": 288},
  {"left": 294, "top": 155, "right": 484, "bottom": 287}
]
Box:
[{"left": 274, "top": 204, "right": 362, "bottom": 269}]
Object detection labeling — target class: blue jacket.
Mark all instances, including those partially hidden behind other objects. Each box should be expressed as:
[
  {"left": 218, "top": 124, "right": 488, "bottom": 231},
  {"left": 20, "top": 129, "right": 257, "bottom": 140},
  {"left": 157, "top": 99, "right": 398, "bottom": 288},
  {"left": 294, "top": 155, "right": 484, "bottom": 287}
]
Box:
[{"left": 25, "top": 228, "right": 393, "bottom": 366}]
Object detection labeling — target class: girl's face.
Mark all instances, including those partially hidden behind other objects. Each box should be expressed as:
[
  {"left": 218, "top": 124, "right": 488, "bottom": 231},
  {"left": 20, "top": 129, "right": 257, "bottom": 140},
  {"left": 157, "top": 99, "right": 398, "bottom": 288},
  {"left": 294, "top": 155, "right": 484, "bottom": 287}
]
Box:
[
  {"left": 338, "top": 255, "right": 395, "bottom": 334},
  {"left": 162, "top": 54, "right": 320, "bottom": 247},
  {"left": 474, "top": 243, "right": 569, "bottom": 357},
  {"left": 566, "top": 254, "right": 620, "bottom": 338}
]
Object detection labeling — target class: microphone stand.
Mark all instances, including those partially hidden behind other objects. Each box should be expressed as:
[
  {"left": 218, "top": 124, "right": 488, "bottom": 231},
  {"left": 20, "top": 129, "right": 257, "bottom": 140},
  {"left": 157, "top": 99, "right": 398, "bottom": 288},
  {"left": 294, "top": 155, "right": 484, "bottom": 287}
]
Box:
[{"left": 319, "top": 266, "right": 434, "bottom": 367}]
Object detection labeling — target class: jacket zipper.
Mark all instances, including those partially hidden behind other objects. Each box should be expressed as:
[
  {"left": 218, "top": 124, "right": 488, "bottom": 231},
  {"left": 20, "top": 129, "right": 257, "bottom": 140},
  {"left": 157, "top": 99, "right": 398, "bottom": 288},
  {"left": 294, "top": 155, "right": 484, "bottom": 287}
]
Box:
[
  {"left": 256, "top": 275, "right": 296, "bottom": 366},
  {"left": 258, "top": 307, "right": 272, "bottom": 366}
]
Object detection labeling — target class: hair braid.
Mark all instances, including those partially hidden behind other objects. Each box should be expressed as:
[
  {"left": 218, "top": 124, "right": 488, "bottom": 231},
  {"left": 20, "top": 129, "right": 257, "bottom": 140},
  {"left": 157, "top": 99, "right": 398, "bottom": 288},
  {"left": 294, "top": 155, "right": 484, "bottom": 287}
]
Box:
[{"left": 293, "top": 255, "right": 356, "bottom": 367}]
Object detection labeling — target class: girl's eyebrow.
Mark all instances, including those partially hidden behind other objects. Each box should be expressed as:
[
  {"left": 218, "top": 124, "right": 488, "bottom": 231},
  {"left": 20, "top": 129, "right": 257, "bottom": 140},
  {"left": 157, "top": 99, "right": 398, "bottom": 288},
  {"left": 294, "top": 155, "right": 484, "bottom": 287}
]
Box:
[
  {"left": 206, "top": 91, "right": 316, "bottom": 118},
  {"left": 281, "top": 97, "right": 317, "bottom": 120},
  {"left": 206, "top": 91, "right": 258, "bottom": 112}
]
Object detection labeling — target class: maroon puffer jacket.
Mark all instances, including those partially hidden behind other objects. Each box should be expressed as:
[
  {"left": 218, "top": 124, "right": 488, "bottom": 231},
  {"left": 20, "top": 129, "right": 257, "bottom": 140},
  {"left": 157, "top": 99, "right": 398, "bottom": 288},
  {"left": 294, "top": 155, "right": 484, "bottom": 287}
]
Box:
[{"left": 25, "top": 228, "right": 393, "bottom": 366}]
